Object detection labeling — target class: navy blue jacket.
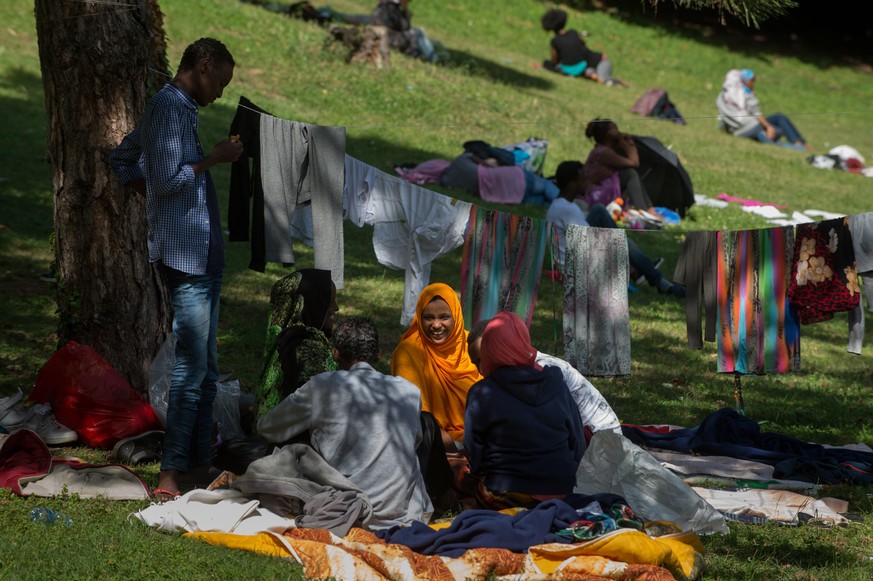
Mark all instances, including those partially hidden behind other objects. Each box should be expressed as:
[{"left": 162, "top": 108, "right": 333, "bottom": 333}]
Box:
[{"left": 463, "top": 365, "right": 584, "bottom": 495}]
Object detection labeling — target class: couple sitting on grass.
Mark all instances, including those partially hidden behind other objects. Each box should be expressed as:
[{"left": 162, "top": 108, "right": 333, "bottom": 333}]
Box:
[{"left": 549, "top": 121, "right": 685, "bottom": 298}]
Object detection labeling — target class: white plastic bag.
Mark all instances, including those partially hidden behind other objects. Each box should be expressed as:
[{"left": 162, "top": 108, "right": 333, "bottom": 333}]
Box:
[
  {"left": 148, "top": 335, "right": 176, "bottom": 427},
  {"left": 147, "top": 337, "right": 244, "bottom": 440},
  {"left": 575, "top": 430, "right": 729, "bottom": 535}
]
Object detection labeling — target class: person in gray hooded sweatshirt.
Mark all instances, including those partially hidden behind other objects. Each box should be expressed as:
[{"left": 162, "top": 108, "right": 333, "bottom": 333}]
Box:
[{"left": 258, "top": 316, "right": 432, "bottom": 528}]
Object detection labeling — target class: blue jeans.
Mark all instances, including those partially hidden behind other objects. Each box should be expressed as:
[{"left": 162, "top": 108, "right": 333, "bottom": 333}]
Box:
[
  {"left": 754, "top": 113, "right": 806, "bottom": 150},
  {"left": 523, "top": 170, "right": 560, "bottom": 206},
  {"left": 586, "top": 204, "right": 663, "bottom": 286},
  {"left": 160, "top": 269, "right": 222, "bottom": 473}
]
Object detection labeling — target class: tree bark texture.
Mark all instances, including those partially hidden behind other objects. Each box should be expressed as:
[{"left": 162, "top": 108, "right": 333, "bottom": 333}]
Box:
[{"left": 35, "top": 0, "right": 171, "bottom": 392}]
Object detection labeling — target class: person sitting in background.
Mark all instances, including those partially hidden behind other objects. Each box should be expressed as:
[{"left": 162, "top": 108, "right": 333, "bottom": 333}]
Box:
[
  {"left": 257, "top": 317, "right": 432, "bottom": 528},
  {"left": 467, "top": 318, "right": 622, "bottom": 441},
  {"left": 464, "top": 312, "right": 585, "bottom": 509},
  {"left": 253, "top": 269, "right": 338, "bottom": 424},
  {"left": 716, "top": 69, "right": 812, "bottom": 152},
  {"left": 583, "top": 119, "right": 660, "bottom": 219},
  {"left": 549, "top": 160, "right": 684, "bottom": 298},
  {"left": 540, "top": 8, "right": 625, "bottom": 87},
  {"left": 391, "top": 283, "right": 482, "bottom": 449}
]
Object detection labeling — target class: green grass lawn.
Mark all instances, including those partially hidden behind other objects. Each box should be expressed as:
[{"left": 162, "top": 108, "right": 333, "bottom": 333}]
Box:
[{"left": 2, "top": 0, "right": 873, "bottom": 579}]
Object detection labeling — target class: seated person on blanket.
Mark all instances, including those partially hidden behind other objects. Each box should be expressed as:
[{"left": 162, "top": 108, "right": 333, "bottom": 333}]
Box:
[
  {"left": 540, "top": 8, "right": 626, "bottom": 87},
  {"left": 391, "top": 283, "right": 482, "bottom": 450},
  {"left": 257, "top": 316, "right": 433, "bottom": 529},
  {"left": 549, "top": 160, "right": 684, "bottom": 298},
  {"left": 467, "top": 318, "right": 621, "bottom": 444},
  {"left": 716, "top": 68, "right": 812, "bottom": 152},
  {"left": 583, "top": 119, "right": 661, "bottom": 221},
  {"left": 463, "top": 312, "right": 585, "bottom": 509}
]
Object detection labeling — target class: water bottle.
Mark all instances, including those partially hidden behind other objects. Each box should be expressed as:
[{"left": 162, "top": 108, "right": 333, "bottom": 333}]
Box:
[{"left": 29, "top": 506, "right": 73, "bottom": 527}]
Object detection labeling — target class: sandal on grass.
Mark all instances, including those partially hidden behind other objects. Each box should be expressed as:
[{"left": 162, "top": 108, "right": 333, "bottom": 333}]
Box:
[{"left": 151, "top": 488, "right": 181, "bottom": 503}]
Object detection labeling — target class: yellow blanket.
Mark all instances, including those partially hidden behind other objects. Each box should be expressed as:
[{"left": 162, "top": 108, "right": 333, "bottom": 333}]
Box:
[{"left": 187, "top": 525, "right": 703, "bottom": 580}]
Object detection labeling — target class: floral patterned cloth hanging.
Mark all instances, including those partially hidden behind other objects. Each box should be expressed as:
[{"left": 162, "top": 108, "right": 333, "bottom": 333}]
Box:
[{"left": 788, "top": 217, "right": 860, "bottom": 325}]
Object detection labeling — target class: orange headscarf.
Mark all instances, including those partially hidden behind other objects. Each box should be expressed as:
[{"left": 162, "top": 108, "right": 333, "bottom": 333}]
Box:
[
  {"left": 479, "top": 311, "right": 542, "bottom": 377},
  {"left": 391, "top": 283, "right": 482, "bottom": 441}
]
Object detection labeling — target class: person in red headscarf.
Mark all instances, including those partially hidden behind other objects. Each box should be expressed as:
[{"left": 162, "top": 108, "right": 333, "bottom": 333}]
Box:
[{"left": 463, "top": 311, "right": 585, "bottom": 508}]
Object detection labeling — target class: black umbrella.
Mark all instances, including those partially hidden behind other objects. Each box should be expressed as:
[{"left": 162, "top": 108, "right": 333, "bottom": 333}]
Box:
[{"left": 631, "top": 135, "right": 695, "bottom": 217}]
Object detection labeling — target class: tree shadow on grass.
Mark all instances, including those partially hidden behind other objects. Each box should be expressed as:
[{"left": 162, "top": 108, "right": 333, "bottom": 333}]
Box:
[
  {"left": 553, "top": 0, "right": 873, "bottom": 71},
  {"left": 704, "top": 523, "right": 870, "bottom": 575},
  {"left": 443, "top": 48, "right": 555, "bottom": 91},
  {"left": 0, "top": 67, "right": 57, "bottom": 395},
  {"left": 0, "top": 67, "right": 53, "bottom": 239}
]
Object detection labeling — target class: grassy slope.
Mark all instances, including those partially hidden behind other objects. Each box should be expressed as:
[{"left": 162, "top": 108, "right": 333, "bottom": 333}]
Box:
[{"left": 1, "top": 0, "right": 873, "bottom": 579}]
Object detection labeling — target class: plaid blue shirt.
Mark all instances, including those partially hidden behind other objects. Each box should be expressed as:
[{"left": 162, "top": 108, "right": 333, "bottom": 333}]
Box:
[{"left": 110, "top": 83, "right": 222, "bottom": 274}]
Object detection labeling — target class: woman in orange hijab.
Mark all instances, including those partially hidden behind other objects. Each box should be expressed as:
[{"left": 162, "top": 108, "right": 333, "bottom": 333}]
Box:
[{"left": 391, "top": 283, "right": 482, "bottom": 444}]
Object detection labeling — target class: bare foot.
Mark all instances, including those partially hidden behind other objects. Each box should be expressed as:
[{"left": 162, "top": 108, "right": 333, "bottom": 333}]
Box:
[{"left": 154, "top": 468, "right": 181, "bottom": 501}]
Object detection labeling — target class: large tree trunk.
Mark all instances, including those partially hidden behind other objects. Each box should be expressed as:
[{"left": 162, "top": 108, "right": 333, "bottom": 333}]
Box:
[{"left": 35, "top": 0, "right": 171, "bottom": 392}]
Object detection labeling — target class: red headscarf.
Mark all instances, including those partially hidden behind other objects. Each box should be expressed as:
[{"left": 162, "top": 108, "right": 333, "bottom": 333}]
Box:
[{"left": 479, "top": 311, "right": 542, "bottom": 377}]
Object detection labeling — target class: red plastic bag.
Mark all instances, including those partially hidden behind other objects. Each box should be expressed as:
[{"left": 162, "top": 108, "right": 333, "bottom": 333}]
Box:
[{"left": 31, "top": 341, "right": 162, "bottom": 449}]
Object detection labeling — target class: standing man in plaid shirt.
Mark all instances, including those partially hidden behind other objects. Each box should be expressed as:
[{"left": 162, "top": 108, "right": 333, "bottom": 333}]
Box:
[{"left": 110, "top": 38, "right": 243, "bottom": 500}]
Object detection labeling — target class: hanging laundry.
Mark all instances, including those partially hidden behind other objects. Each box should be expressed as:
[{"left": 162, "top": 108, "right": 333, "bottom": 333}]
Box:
[
  {"left": 562, "top": 225, "right": 631, "bottom": 377},
  {"left": 259, "top": 115, "right": 346, "bottom": 289},
  {"left": 227, "top": 97, "right": 346, "bottom": 288},
  {"left": 847, "top": 213, "right": 873, "bottom": 354},
  {"left": 343, "top": 154, "right": 378, "bottom": 228},
  {"left": 351, "top": 168, "right": 471, "bottom": 326},
  {"left": 787, "top": 217, "right": 859, "bottom": 325},
  {"left": 717, "top": 227, "right": 800, "bottom": 374},
  {"left": 460, "top": 206, "right": 548, "bottom": 328},
  {"left": 674, "top": 231, "right": 718, "bottom": 349},
  {"left": 228, "top": 96, "right": 271, "bottom": 270}
]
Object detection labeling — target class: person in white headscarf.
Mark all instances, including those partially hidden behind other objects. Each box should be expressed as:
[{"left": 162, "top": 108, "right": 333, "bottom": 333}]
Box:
[{"left": 716, "top": 69, "right": 812, "bottom": 151}]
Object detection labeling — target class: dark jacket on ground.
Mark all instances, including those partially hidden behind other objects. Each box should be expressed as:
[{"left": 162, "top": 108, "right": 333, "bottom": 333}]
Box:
[{"left": 463, "top": 365, "right": 584, "bottom": 495}]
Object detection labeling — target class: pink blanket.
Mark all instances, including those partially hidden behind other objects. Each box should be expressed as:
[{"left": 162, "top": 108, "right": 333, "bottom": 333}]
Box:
[
  {"left": 477, "top": 164, "right": 526, "bottom": 204},
  {"left": 397, "top": 159, "right": 450, "bottom": 185}
]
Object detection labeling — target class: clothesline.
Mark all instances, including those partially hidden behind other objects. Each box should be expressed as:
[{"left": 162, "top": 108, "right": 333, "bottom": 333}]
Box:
[
  {"left": 234, "top": 98, "right": 867, "bottom": 233},
  {"left": 146, "top": 69, "right": 872, "bottom": 131},
  {"left": 224, "top": 88, "right": 870, "bottom": 130},
  {"left": 134, "top": 69, "right": 866, "bottom": 234}
]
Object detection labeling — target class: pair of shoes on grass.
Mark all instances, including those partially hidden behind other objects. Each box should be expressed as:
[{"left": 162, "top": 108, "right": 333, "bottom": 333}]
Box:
[{"left": 0, "top": 390, "right": 77, "bottom": 445}]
